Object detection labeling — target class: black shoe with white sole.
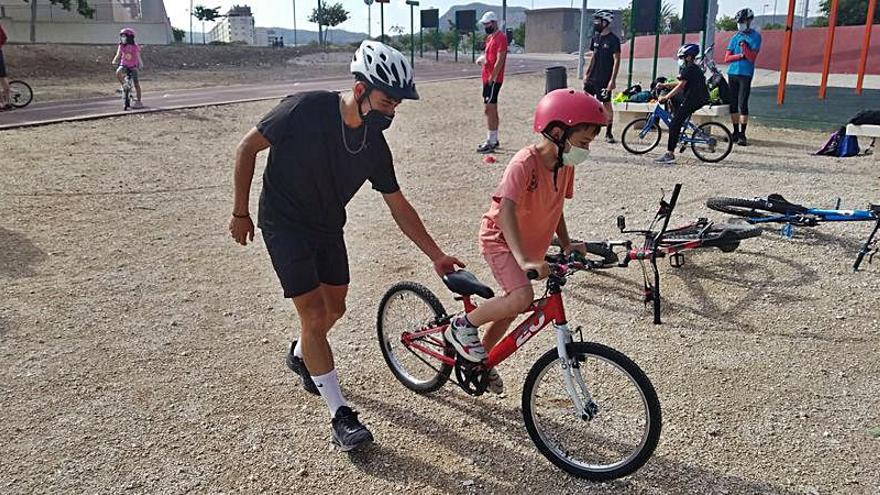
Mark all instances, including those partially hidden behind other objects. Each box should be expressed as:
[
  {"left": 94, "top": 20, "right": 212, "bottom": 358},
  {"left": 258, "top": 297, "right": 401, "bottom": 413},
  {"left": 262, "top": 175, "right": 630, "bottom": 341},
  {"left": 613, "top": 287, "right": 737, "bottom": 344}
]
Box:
[
  {"left": 476, "top": 141, "right": 499, "bottom": 154},
  {"left": 331, "top": 406, "right": 374, "bottom": 452},
  {"left": 286, "top": 341, "right": 320, "bottom": 396}
]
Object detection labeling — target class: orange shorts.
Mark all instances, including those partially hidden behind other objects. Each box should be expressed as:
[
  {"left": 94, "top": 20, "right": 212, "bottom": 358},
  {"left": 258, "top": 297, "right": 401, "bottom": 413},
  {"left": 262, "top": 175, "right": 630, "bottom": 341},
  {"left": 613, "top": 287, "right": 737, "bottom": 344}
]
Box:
[{"left": 483, "top": 251, "right": 531, "bottom": 295}]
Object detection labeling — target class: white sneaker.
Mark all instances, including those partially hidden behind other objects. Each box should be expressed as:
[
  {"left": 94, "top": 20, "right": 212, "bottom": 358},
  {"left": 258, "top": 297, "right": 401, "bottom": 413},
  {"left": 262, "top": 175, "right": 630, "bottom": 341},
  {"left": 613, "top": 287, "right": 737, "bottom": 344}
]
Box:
[
  {"left": 487, "top": 368, "right": 504, "bottom": 394},
  {"left": 443, "top": 315, "right": 487, "bottom": 362},
  {"left": 131, "top": 100, "right": 144, "bottom": 109}
]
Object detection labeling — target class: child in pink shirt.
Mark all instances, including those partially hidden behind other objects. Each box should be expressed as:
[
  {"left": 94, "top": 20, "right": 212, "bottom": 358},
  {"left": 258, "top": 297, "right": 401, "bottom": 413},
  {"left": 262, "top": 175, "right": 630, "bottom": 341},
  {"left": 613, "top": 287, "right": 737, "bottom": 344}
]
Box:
[
  {"left": 445, "top": 89, "right": 607, "bottom": 393},
  {"left": 112, "top": 27, "right": 144, "bottom": 108}
]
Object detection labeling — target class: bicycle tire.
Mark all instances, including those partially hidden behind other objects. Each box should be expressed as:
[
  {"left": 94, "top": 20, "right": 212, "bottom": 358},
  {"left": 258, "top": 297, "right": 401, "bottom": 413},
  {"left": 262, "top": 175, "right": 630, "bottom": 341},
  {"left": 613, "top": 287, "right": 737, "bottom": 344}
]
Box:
[
  {"left": 9, "top": 80, "right": 33, "bottom": 108},
  {"left": 661, "top": 222, "right": 762, "bottom": 251},
  {"left": 522, "top": 342, "right": 661, "bottom": 481},
  {"left": 706, "top": 197, "right": 776, "bottom": 219},
  {"left": 691, "top": 122, "right": 733, "bottom": 163},
  {"left": 377, "top": 281, "right": 453, "bottom": 394},
  {"left": 621, "top": 118, "right": 662, "bottom": 155}
]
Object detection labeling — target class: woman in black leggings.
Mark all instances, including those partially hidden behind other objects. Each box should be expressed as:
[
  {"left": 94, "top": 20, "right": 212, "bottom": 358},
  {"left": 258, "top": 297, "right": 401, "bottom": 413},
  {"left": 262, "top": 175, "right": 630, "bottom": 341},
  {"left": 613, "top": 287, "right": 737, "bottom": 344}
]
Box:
[{"left": 725, "top": 8, "right": 762, "bottom": 146}]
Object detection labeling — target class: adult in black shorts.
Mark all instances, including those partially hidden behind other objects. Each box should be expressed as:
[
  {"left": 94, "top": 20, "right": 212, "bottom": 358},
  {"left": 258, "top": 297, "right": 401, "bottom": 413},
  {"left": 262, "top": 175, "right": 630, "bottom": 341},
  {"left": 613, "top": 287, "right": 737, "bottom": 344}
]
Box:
[
  {"left": 654, "top": 44, "right": 709, "bottom": 165},
  {"left": 229, "top": 41, "right": 463, "bottom": 452},
  {"left": 583, "top": 10, "right": 621, "bottom": 143}
]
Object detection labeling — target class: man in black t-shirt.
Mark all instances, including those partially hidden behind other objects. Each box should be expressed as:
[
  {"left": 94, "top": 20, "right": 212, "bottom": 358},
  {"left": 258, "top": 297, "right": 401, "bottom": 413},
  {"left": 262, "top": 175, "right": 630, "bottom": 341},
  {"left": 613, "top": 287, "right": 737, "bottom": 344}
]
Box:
[
  {"left": 583, "top": 10, "right": 621, "bottom": 143},
  {"left": 229, "top": 41, "right": 463, "bottom": 452},
  {"left": 655, "top": 43, "right": 709, "bottom": 165}
]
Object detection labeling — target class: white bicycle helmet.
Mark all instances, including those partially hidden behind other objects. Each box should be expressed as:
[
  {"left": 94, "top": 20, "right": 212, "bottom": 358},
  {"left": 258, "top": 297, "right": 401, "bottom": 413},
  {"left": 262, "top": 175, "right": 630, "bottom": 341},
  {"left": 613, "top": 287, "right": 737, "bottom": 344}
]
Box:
[
  {"left": 735, "top": 8, "right": 755, "bottom": 22},
  {"left": 351, "top": 40, "right": 419, "bottom": 100},
  {"left": 593, "top": 10, "right": 614, "bottom": 23}
]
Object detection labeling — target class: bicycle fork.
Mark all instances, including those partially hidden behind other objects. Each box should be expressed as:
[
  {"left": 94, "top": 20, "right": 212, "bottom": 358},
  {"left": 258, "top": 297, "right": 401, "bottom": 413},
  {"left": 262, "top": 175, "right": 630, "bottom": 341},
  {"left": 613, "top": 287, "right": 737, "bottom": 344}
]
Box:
[{"left": 554, "top": 323, "right": 599, "bottom": 421}]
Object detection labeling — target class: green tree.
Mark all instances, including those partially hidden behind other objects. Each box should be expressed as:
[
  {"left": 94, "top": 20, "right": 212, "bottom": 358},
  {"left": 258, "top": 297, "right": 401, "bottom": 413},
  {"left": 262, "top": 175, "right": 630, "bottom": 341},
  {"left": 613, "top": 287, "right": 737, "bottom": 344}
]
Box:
[
  {"left": 172, "top": 27, "right": 186, "bottom": 43},
  {"left": 513, "top": 22, "right": 525, "bottom": 46},
  {"left": 716, "top": 15, "right": 737, "bottom": 31},
  {"left": 619, "top": 5, "right": 631, "bottom": 37},
  {"left": 762, "top": 22, "right": 785, "bottom": 30},
  {"left": 192, "top": 5, "right": 221, "bottom": 44},
  {"left": 308, "top": 2, "right": 349, "bottom": 46},
  {"left": 22, "top": 0, "right": 95, "bottom": 43},
  {"left": 814, "top": 0, "right": 879, "bottom": 26}
]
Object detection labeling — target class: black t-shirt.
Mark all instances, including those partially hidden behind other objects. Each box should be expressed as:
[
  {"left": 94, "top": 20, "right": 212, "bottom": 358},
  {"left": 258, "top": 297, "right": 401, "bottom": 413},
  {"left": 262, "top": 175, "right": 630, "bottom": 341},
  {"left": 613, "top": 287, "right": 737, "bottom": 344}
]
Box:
[
  {"left": 256, "top": 91, "right": 399, "bottom": 237},
  {"left": 678, "top": 63, "right": 709, "bottom": 108},
  {"left": 587, "top": 32, "right": 621, "bottom": 86}
]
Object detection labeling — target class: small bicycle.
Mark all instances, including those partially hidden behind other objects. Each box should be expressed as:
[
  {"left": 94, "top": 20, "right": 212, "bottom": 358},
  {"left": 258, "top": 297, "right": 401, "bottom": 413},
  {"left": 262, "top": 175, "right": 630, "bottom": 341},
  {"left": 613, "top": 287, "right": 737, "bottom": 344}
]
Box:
[
  {"left": 707, "top": 194, "right": 880, "bottom": 272},
  {"left": 621, "top": 102, "right": 734, "bottom": 163},
  {"left": 377, "top": 258, "right": 662, "bottom": 480},
  {"left": 559, "top": 184, "right": 761, "bottom": 324},
  {"left": 7, "top": 79, "right": 33, "bottom": 108}
]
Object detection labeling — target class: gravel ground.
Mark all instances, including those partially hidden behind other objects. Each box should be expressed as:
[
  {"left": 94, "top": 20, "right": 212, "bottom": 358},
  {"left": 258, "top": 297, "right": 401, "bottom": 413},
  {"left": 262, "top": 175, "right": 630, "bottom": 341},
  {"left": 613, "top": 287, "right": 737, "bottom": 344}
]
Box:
[{"left": 1, "top": 73, "right": 879, "bottom": 494}]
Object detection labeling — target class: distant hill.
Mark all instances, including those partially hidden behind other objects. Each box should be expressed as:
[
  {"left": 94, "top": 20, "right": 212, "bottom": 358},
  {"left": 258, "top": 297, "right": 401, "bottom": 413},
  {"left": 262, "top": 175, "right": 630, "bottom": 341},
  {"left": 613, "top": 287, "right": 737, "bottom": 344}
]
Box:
[{"left": 439, "top": 3, "right": 528, "bottom": 31}]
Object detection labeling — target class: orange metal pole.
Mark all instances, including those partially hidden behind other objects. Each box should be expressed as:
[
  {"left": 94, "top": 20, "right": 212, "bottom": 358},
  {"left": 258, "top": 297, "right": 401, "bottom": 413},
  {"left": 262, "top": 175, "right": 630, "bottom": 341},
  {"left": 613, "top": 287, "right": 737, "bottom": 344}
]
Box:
[
  {"left": 856, "top": 0, "right": 877, "bottom": 95},
  {"left": 819, "top": 0, "right": 840, "bottom": 100},
  {"left": 777, "top": 0, "right": 798, "bottom": 105}
]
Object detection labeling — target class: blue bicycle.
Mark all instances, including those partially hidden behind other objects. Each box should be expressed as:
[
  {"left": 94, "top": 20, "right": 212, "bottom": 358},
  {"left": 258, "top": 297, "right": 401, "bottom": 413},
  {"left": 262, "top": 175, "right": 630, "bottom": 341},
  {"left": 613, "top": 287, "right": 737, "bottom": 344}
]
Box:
[
  {"left": 621, "top": 103, "right": 734, "bottom": 163},
  {"left": 707, "top": 194, "right": 880, "bottom": 272}
]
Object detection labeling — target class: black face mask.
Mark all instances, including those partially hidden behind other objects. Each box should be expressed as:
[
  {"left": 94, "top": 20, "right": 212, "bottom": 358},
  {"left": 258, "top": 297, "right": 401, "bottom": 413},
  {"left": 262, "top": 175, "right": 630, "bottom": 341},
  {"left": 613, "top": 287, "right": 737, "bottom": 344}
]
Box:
[
  {"left": 359, "top": 93, "right": 394, "bottom": 132},
  {"left": 485, "top": 25, "right": 496, "bottom": 35},
  {"left": 593, "top": 21, "right": 603, "bottom": 30}
]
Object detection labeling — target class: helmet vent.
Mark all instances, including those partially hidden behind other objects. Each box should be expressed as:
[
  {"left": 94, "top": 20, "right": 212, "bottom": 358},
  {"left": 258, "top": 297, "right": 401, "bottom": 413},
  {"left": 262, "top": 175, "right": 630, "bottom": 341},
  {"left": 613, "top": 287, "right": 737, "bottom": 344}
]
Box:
[{"left": 375, "top": 65, "right": 390, "bottom": 84}]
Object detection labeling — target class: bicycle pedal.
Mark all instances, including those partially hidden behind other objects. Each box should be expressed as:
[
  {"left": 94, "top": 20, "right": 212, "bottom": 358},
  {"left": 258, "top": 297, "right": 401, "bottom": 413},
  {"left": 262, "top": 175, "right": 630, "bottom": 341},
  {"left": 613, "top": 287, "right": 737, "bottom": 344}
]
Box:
[{"left": 669, "top": 253, "right": 685, "bottom": 268}]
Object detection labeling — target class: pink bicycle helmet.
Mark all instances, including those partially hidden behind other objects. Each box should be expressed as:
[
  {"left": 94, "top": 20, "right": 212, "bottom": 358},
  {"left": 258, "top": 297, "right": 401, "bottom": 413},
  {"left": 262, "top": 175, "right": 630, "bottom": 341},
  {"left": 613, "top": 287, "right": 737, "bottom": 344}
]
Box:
[
  {"left": 533, "top": 88, "right": 607, "bottom": 134},
  {"left": 120, "top": 28, "right": 135, "bottom": 36}
]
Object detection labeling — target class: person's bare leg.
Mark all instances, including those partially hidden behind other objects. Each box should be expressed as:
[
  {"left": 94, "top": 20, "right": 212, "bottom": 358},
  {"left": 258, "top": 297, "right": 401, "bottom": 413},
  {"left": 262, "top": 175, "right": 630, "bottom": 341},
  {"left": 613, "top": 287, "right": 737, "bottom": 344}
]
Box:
[
  {"left": 134, "top": 82, "right": 142, "bottom": 101},
  {"left": 604, "top": 101, "right": 615, "bottom": 141},
  {"left": 0, "top": 78, "right": 9, "bottom": 107},
  {"left": 292, "top": 288, "right": 335, "bottom": 376},
  {"left": 116, "top": 71, "right": 124, "bottom": 85},
  {"left": 482, "top": 315, "right": 516, "bottom": 351},
  {"left": 468, "top": 285, "right": 533, "bottom": 328}
]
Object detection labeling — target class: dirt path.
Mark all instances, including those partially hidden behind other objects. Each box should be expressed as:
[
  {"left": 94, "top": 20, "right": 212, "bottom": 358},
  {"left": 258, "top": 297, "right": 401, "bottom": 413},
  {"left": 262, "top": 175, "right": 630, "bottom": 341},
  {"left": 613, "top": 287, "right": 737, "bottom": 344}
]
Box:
[{"left": 1, "top": 73, "right": 878, "bottom": 494}]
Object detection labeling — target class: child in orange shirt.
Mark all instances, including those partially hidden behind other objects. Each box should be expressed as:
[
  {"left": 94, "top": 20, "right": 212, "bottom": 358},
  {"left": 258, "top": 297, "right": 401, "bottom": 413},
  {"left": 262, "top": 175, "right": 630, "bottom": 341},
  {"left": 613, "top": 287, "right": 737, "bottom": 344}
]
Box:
[{"left": 445, "top": 89, "right": 607, "bottom": 393}]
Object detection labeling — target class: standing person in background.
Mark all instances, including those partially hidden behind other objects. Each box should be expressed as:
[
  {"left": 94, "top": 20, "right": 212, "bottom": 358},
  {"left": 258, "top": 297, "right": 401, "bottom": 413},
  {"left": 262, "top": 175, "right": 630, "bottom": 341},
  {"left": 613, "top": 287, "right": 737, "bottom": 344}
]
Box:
[
  {"left": 476, "top": 11, "right": 507, "bottom": 154},
  {"left": 0, "top": 21, "right": 11, "bottom": 111},
  {"left": 583, "top": 10, "right": 621, "bottom": 144},
  {"left": 724, "top": 8, "right": 761, "bottom": 146}
]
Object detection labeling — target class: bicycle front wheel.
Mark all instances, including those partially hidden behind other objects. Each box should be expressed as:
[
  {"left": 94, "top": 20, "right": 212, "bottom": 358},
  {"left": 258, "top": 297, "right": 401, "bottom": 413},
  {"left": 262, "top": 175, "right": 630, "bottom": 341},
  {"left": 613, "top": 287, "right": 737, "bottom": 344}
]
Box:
[
  {"left": 522, "top": 342, "right": 661, "bottom": 480},
  {"left": 706, "top": 197, "right": 775, "bottom": 219},
  {"left": 621, "top": 118, "right": 662, "bottom": 155},
  {"left": 690, "top": 122, "right": 733, "bottom": 162},
  {"left": 9, "top": 80, "right": 33, "bottom": 108},
  {"left": 377, "top": 282, "right": 454, "bottom": 394}
]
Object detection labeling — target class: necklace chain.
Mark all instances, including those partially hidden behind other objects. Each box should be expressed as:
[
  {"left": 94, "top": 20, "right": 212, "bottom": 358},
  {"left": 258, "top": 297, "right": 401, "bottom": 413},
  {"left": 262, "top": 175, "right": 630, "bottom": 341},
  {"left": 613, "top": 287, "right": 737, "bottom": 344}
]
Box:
[{"left": 340, "top": 98, "right": 367, "bottom": 155}]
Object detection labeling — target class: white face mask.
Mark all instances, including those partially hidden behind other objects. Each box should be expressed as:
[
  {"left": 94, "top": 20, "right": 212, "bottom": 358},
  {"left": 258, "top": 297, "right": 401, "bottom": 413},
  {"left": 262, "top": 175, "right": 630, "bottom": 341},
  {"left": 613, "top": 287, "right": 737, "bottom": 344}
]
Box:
[
  {"left": 677, "top": 58, "right": 686, "bottom": 69},
  {"left": 563, "top": 141, "right": 590, "bottom": 166},
  {"left": 737, "top": 22, "right": 748, "bottom": 31}
]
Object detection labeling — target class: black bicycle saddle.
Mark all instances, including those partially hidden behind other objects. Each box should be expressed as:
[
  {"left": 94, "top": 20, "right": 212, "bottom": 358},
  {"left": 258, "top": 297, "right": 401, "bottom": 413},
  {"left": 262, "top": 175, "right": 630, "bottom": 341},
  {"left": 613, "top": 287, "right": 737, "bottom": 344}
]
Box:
[
  {"left": 442, "top": 270, "right": 495, "bottom": 299},
  {"left": 766, "top": 194, "right": 808, "bottom": 214}
]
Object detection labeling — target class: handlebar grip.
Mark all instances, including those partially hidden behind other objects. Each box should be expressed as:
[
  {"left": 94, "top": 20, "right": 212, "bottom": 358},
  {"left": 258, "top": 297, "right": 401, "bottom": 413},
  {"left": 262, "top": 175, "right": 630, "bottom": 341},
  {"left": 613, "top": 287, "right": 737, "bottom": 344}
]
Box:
[{"left": 526, "top": 269, "right": 539, "bottom": 280}]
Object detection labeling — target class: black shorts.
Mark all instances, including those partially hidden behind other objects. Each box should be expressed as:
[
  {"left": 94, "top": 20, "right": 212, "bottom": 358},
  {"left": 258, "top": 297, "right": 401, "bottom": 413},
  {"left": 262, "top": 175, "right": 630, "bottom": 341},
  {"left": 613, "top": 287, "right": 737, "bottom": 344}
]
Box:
[
  {"left": 263, "top": 229, "right": 350, "bottom": 298},
  {"left": 482, "top": 82, "right": 502, "bottom": 104},
  {"left": 584, "top": 80, "right": 611, "bottom": 103},
  {"left": 0, "top": 50, "right": 7, "bottom": 78}
]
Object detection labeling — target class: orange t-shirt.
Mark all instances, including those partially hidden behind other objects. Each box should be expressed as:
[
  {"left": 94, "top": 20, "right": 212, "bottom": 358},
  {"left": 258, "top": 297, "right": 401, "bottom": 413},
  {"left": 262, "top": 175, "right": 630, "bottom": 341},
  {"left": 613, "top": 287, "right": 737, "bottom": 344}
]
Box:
[{"left": 479, "top": 146, "right": 574, "bottom": 262}]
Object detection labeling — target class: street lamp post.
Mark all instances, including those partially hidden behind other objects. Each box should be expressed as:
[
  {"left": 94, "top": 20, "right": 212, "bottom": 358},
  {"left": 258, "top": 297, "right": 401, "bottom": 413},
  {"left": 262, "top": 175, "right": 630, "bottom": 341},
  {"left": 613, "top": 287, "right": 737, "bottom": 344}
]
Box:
[
  {"left": 406, "top": 0, "right": 419, "bottom": 67},
  {"left": 189, "top": 0, "right": 193, "bottom": 44},
  {"left": 292, "top": 0, "right": 298, "bottom": 45}
]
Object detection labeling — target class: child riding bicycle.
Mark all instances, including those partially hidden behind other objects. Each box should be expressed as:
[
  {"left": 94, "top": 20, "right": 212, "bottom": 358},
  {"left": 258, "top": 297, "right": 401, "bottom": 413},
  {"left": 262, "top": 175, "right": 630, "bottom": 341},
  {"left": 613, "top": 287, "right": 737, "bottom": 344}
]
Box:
[
  {"left": 112, "top": 27, "right": 143, "bottom": 109},
  {"left": 654, "top": 43, "right": 709, "bottom": 165},
  {"left": 444, "top": 89, "right": 606, "bottom": 393}
]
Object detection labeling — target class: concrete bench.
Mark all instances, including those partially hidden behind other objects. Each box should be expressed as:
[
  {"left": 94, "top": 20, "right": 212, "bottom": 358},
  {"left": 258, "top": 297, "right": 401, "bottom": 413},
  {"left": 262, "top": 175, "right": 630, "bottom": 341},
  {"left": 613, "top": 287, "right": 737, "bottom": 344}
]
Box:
[
  {"left": 846, "top": 124, "right": 879, "bottom": 160},
  {"left": 612, "top": 102, "right": 731, "bottom": 129}
]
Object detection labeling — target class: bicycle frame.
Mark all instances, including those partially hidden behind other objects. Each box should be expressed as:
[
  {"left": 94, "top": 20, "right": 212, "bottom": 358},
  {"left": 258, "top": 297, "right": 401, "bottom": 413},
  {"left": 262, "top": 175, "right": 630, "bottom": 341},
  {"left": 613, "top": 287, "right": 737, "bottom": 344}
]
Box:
[
  {"left": 745, "top": 208, "right": 877, "bottom": 225},
  {"left": 638, "top": 105, "right": 712, "bottom": 148}
]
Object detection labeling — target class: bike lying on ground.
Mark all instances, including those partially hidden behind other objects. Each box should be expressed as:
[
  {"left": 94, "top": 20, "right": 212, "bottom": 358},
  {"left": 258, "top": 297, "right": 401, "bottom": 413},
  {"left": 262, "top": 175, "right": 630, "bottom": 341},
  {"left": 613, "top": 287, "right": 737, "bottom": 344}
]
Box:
[
  {"left": 7, "top": 80, "right": 33, "bottom": 108},
  {"left": 621, "top": 99, "right": 734, "bottom": 163},
  {"left": 707, "top": 194, "right": 880, "bottom": 272},
  {"left": 377, "top": 258, "right": 662, "bottom": 480},
  {"left": 558, "top": 184, "right": 762, "bottom": 324}
]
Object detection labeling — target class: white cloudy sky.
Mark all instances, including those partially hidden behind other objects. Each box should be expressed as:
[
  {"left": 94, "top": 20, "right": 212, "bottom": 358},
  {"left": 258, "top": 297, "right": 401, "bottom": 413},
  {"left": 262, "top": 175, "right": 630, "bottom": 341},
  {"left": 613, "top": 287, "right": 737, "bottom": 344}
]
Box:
[{"left": 165, "top": 0, "right": 815, "bottom": 35}]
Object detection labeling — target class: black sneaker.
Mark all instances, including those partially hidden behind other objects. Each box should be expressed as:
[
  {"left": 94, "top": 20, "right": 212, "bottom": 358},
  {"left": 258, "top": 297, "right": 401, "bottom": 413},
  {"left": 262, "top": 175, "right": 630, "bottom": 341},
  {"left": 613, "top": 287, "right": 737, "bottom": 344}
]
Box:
[
  {"left": 605, "top": 134, "right": 617, "bottom": 144},
  {"left": 738, "top": 135, "right": 749, "bottom": 146},
  {"left": 286, "top": 341, "right": 319, "bottom": 396},
  {"left": 476, "top": 140, "right": 499, "bottom": 154},
  {"left": 331, "top": 406, "right": 374, "bottom": 452}
]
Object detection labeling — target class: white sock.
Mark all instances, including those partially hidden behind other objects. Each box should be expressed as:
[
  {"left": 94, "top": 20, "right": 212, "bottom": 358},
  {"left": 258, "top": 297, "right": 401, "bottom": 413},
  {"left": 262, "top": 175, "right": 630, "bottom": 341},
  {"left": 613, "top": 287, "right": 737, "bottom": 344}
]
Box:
[
  {"left": 311, "top": 369, "right": 349, "bottom": 418},
  {"left": 293, "top": 340, "right": 303, "bottom": 359},
  {"left": 488, "top": 130, "right": 499, "bottom": 144}
]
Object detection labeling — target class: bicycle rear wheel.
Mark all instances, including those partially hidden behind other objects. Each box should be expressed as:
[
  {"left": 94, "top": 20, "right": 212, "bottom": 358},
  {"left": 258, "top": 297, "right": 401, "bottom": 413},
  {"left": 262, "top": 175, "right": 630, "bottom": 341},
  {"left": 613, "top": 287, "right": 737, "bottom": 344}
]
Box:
[
  {"left": 522, "top": 342, "right": 661, "bottom": 480},
  {"left": 9, "top": 80, "right": 33, "bottom": 108},
  {"left": 377, "top": 282, "right": 454, "bottom": 394},
  {"left": 706, "top": 197, "right": 776, "bottom": 219},
  {"left": 621, "top": 118, "right": 662, "bottom": 155},
  {"left": 690, "top": 122, "right": 733, "bottom": 162}
]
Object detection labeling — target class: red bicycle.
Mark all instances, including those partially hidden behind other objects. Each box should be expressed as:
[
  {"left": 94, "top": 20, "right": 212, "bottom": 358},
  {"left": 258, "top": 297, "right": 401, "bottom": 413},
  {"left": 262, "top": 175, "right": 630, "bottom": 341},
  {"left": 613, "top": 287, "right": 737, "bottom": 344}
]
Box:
[{"left": 377, "top": 256, "right": 662, "bottom": 480}]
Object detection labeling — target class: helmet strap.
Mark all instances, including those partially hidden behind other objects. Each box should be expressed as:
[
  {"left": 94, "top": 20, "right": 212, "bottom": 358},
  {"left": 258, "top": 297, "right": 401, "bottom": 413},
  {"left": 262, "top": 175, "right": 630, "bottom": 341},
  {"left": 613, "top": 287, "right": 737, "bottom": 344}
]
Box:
[{"left": 541, "top": 124, "right": 570, "bottom": 191}]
